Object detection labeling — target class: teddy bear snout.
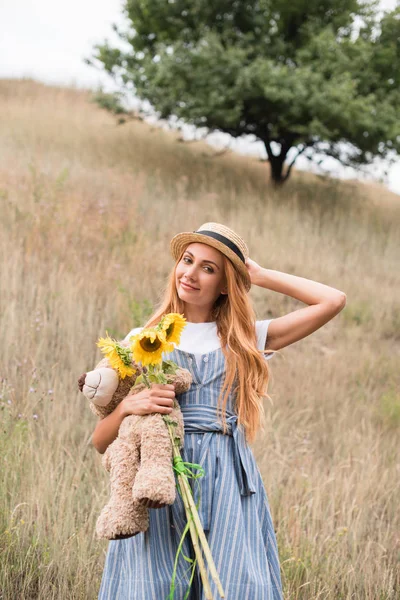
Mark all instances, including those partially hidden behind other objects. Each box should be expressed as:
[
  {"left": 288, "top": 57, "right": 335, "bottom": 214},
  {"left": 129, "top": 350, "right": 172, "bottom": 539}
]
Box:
[{"left": 82, "top": 368, "right": 120, "bottom": 406}]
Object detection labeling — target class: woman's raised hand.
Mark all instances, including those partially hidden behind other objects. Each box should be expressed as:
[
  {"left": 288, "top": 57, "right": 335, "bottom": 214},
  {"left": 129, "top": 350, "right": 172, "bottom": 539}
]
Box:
[
  {"left": 121, "top": 383, "right": 176, "bottom": 418},
  {"left": 245, "top": 257, "right": 263, "bottom": 285}
]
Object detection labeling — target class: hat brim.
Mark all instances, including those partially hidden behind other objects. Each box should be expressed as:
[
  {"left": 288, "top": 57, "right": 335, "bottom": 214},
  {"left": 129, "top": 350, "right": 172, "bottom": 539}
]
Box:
[{"left": 170, "top": 232, "right": 251, "bottom": 292}]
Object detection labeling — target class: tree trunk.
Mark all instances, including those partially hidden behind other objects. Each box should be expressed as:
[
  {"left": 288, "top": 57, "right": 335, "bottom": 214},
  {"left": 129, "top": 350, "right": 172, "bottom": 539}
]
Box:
[
  {"left": 269, "top": 155, "right": 286, "bottom": 185},
  {"left": 263, "top": 140, "right": 291, "bottom": 186}
]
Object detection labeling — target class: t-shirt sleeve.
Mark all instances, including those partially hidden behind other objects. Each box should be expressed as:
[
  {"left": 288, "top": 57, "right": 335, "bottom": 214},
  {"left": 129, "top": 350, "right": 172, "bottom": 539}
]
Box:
[
  {"left": 122, "top": 327, "right": 143, "bottom": 343},
  {"left": 255, "top": 319, "right": 274, "bottom": 360}
]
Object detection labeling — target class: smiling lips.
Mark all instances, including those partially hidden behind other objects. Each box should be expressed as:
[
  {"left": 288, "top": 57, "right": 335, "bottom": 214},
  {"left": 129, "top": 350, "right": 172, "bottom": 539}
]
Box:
[{"left": 181, "top": 281, "right": 199, "bottom": 290}]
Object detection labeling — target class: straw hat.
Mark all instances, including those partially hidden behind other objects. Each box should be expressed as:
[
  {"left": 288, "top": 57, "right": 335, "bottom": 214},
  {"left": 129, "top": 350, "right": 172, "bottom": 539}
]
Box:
[{"left": 170, "top": 222, "right": 251, "bottom": 292}]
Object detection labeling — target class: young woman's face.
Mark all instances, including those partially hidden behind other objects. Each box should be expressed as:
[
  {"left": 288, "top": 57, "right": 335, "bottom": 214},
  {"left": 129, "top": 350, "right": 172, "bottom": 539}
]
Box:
[{"left": 175, "top": 243, "right": 227, "bottom": 307}]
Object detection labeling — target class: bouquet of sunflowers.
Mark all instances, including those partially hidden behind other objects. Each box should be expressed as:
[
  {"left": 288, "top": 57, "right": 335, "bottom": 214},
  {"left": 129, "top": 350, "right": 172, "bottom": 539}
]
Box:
[{"left": 79, "top": 313, "right": 225, "bottom": 599}]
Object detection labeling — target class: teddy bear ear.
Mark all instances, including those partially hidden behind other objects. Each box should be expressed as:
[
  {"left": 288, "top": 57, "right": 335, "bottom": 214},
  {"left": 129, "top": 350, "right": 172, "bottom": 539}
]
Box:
[
  {"left": 78, "top": 373, "right": 87, "bottom": 392},
  {"left": 170, "top": 367, "right": 192, "bottom": 394}
]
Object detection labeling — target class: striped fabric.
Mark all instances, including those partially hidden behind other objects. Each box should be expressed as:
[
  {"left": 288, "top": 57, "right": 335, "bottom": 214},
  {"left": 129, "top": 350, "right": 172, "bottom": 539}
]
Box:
[{"left": 98, "top": 346, "right": 283, "bottom": 599}]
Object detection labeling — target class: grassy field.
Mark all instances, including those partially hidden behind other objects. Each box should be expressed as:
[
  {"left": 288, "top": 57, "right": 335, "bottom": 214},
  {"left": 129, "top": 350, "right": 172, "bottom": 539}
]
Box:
[{"left": 0, "top": 78, "right": 399, "bottom": 599}]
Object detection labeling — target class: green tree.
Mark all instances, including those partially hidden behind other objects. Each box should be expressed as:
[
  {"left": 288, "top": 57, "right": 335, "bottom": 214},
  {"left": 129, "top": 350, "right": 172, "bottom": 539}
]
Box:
[{"left": 87, "top": 0, "right": 400, "bottom": 184}]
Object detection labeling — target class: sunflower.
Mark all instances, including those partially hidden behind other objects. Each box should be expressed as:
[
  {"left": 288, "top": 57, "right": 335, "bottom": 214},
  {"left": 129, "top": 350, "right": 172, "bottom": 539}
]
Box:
[
  {"left": 158, "top": 313, "right": 187, "bottom": 350},
  {"left": 97, "top": 334, "right": 136, "bottom": 379},
  {"left": 130, "top": 327, "right": 170, "bottom": 366}
]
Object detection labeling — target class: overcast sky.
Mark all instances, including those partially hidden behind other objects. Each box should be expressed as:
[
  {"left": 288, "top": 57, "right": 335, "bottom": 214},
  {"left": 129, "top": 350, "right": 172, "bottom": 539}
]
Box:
[{"left": 1, "top": 0, "right": 399, "bottom": 194}]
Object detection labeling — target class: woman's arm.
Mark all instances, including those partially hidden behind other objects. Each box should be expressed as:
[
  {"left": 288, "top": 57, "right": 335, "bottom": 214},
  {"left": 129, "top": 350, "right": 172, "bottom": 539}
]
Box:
[
  {"left": 92, "top": 402, "right": 127, "bottom": 455},
  {"left": 246, "top": 261, "right": 346, "bottom": 351}
]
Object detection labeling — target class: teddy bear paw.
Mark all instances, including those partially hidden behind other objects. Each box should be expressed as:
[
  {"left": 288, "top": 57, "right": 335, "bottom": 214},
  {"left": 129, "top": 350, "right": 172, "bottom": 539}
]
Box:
[
  {"left": 140, "top": 498, "right": 168, "bottom": 509},
  {"left": 132, "top": 466, "right": 177, "bottom": 508},
  {"left": 96, "top": 502, "right": 149, "bottom": 540}
]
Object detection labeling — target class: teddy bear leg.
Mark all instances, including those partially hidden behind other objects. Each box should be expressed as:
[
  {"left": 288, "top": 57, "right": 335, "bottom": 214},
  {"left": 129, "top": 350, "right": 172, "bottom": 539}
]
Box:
[
  {"left": 132, "top": 414, "right": 177, "bottom": 508},
  {"left": 96, "top": 438, "right": 149, "bottom": 540}
]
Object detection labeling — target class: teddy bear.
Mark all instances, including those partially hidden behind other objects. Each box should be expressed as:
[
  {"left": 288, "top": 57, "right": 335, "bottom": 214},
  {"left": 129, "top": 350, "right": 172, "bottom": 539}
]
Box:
[{"left": 78, "top": 341, "right": 192, "bottom": 540}]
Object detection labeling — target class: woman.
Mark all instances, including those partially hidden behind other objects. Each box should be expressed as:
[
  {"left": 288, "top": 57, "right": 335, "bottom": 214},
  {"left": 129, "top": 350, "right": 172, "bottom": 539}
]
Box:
[{"left": 93, "top": 222, "right": 346, "bottom": 599}]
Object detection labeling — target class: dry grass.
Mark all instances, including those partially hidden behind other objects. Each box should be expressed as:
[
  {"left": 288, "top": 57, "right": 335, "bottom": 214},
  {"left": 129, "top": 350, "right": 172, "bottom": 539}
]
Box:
[{"left": 0, "top": 78, "right": 399, "bottom": 599}]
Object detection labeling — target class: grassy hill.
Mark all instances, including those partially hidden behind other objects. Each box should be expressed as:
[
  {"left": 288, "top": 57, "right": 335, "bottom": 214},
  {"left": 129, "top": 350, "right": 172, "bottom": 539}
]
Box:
[{"left": 0, "top": 78, "right": 399, "bottom": 599}]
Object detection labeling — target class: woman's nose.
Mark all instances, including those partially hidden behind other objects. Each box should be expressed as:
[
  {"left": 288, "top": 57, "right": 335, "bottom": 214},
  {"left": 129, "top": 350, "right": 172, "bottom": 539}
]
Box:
[{"left": 185, "top": 265, "right": 197, "bottom": 279}]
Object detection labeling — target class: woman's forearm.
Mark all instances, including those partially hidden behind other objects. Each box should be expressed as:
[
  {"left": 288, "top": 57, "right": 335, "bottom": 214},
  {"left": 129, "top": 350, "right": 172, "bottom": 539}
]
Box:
[
  {"left": 253, "top": 267, "right": 346, "bottom": 306},
  {"left": 92, "top": 401, "right": 127, "bottom": 455}
]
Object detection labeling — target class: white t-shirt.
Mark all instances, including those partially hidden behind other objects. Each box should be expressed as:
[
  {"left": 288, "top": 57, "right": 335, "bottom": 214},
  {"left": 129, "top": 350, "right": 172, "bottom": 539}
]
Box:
[{"left": 123, "top": 319, "right": 274, "bottom": 368}]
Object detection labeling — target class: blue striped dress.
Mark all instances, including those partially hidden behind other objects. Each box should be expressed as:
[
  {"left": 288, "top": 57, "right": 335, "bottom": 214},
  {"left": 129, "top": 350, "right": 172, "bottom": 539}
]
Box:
[{"left": 98, "top": 327, "right": 283, "bottom": 599}]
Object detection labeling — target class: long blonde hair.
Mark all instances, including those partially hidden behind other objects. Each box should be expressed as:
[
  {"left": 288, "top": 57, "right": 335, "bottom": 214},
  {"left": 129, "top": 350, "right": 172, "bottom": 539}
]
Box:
[{"left": 142, "top": 245, "right": 275, "bottom": 444}]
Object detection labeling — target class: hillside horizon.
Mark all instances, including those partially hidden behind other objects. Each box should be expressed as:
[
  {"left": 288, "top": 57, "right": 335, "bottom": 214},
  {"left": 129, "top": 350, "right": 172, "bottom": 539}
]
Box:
[{"left": 2, "top": 77, "right": 399, "bottom": 209}]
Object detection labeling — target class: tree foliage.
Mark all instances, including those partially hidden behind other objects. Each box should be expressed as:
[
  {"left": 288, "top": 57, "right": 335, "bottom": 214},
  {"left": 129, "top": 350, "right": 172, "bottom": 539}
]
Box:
[{"left": 87, "top": 0, "right": 400, "bottom": 184}]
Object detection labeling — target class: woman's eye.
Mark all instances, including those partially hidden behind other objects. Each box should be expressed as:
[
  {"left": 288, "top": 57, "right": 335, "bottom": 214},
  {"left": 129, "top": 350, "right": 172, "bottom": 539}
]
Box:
[{"left": 183, "top": 257, "right": 213, "bottom": 272}]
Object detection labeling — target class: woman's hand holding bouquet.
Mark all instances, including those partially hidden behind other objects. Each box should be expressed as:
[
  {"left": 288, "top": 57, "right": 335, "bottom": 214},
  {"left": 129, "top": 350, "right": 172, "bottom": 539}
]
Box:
[{"left": 120, "top": 382, "right": 176, "bottom": 418}]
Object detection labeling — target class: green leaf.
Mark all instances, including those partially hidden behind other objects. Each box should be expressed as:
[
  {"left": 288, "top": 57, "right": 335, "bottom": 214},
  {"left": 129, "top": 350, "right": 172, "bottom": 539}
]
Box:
[
  {"left": 162, "top": 360, "right": 178, "bottom": 374},
  {"left": 158, "top": 372, "right": 168, "bottom": 384}
]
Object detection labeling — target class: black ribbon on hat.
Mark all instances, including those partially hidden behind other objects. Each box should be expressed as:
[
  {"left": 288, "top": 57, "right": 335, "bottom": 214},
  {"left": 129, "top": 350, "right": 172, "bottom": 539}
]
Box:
[{"left": 193, "top": 230, "right": 245, "bottom": 264}]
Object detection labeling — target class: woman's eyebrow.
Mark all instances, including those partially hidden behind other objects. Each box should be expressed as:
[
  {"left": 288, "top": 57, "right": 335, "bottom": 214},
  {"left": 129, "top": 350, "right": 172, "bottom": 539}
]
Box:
[{"left": 184, "top": 251, "right": 220, "bottom": 270}]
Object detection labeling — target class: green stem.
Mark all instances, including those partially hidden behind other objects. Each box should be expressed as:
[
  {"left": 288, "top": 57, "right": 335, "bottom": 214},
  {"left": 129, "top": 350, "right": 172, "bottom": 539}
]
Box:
[
  {"left": 165, "top": 421, "right": 207, "bottom": 599},
  {"left": 142, "top": 371, "right": 151, "bottom": 388},
  {"left": 166, "top": 513, "right": 196, "bottom": 600}
]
